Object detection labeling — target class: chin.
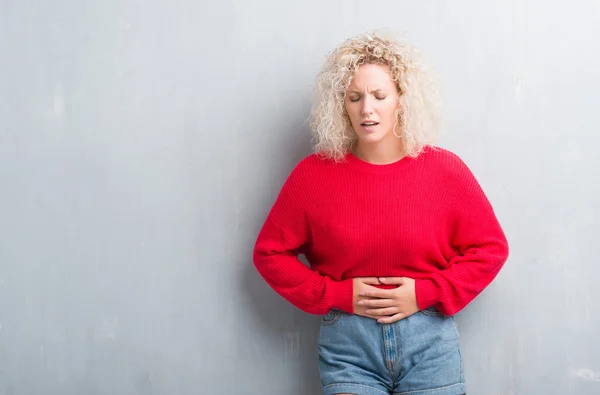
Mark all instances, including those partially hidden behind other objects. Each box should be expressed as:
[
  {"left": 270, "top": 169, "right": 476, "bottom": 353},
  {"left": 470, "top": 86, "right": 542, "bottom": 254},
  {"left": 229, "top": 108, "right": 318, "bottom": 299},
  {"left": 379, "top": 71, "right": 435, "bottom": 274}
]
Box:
[{"left": 358, "top": 132, "right": 388, "bottom": 144}]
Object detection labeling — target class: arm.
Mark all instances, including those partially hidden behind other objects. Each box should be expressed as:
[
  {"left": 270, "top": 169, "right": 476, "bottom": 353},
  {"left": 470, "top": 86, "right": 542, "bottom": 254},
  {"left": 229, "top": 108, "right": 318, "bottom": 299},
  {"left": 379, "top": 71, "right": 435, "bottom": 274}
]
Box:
[
  {"left": 253, "top": 161, "right": 353, "bottom": 315},
  {"left": 415, "top": 158, "right": 509, "bottom": 316}
]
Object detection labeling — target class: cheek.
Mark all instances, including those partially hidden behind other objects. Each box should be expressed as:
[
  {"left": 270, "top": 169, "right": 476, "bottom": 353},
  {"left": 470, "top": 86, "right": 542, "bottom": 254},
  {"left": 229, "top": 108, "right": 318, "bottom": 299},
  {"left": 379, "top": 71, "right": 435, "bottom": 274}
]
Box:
[
  {"left": 384, "top": 101, "right": 400, "bottom": 122},
  {"left": 345, "top": 104, "right": 360, "bottom": 123}
]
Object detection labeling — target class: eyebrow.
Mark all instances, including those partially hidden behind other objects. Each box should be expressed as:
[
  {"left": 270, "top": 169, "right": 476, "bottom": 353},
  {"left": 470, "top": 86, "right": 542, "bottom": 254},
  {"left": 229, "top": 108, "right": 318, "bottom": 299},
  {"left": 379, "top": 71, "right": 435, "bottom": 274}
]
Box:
[{"left": 347, "top": 89, "right": 387, "bottom": 94}]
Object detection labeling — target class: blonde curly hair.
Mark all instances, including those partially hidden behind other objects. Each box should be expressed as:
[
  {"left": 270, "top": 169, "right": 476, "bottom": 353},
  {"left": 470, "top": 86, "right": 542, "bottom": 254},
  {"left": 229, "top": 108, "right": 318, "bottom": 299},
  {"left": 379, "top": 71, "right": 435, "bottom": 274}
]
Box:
[{"left": 310, "top": 31, "right": 441, "bottom": 161}]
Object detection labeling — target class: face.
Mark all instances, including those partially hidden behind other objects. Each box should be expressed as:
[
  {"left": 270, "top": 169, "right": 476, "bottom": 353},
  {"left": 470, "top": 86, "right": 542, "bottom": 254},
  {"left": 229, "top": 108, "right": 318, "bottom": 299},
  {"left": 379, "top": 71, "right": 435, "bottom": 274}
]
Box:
[{"left": 344, "top": 63, "right": 401, "bottom": 147}]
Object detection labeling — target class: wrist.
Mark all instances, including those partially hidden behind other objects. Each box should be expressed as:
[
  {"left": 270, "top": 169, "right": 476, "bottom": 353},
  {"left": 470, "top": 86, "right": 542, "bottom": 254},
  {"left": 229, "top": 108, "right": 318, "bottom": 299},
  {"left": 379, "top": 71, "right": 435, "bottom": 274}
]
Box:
[
  {"left": 415, "top": 279, "right": 439, "bottom": 310},
  {"left": 330, "top": 278, "right": 354, "bottom": 314}
]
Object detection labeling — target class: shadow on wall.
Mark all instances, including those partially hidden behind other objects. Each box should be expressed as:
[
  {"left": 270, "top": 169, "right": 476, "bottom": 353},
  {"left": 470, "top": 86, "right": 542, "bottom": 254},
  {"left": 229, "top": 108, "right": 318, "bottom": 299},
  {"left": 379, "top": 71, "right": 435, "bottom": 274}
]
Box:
[
  {"left": 236, "top": 87, "right": 322, "bottom": 393},
  {"left": 242, "top": 255, "right": 322, "bottom": 394}
]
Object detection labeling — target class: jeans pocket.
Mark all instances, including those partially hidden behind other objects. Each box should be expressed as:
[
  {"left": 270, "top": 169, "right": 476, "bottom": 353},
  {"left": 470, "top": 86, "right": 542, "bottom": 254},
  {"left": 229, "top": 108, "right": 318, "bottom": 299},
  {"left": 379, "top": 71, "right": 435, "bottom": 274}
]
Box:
[
  {"left": 420, "top": 306, "right": 446, "bottom": 317},
  {"left": 322, "top": 309, "right": 343, "bottom": 326}
]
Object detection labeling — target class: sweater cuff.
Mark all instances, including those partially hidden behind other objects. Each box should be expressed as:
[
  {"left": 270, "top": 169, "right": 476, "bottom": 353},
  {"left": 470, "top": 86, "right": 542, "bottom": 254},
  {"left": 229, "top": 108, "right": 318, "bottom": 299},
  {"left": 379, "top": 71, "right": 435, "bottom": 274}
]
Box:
[
  {"left": 415, "top": 279, "right": 440, "bottom": 310},
  {"left": 329, "top": 278, "right": 354, "bottom": 314}
]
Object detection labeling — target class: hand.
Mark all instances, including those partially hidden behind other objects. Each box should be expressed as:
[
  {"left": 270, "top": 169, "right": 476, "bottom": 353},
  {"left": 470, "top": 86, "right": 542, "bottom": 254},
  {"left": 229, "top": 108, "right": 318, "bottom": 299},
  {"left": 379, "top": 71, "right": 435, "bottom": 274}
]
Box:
[
  {"left": 357, "top": 277, "right": 419, "bottom": 324},
  {"left": 352, "top": 277, "right": 383, "bottom": 318}
]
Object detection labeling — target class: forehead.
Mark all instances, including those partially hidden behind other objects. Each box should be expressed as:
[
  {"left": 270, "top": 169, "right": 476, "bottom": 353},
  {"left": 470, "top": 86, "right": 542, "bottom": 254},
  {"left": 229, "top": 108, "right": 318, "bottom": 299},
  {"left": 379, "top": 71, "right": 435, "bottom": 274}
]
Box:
[{"left": 347, "top": 63, "right": 395, "bottom": 90}]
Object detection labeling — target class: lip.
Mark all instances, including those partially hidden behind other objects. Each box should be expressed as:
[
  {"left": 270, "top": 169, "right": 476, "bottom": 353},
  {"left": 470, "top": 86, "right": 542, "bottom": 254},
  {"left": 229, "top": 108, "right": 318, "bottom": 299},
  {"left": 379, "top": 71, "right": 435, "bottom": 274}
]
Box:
[
  {"left": 361, "top": 120, "right": 378, "bottom": 125},
  {"left": 360, "top": 121, "right": 379, "bottom": 132}
]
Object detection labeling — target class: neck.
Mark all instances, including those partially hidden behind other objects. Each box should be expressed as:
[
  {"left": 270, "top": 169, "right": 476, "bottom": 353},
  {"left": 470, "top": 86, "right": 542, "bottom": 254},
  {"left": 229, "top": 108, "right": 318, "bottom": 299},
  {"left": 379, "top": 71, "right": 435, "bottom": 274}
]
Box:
[{"left": 352, "top": 139, "right": 406, "bottom": 165}]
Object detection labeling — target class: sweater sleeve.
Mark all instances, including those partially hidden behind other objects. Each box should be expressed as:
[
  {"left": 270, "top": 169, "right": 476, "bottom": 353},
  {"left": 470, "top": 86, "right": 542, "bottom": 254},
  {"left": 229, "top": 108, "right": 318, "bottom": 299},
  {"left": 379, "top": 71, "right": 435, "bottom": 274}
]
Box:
[
  {"left": 253, "top": 160, "right": 354, "bottom": 315},
  {"left": 415, "top": 156, "right": 509, "bottom": 316}
]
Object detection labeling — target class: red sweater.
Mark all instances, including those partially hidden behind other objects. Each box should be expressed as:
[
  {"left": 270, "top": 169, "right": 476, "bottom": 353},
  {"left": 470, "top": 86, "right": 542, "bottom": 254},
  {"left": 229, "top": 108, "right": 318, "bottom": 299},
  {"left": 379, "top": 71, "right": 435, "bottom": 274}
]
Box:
[{"left": 253, "top": 147, "right": 509, "bottom": 316}]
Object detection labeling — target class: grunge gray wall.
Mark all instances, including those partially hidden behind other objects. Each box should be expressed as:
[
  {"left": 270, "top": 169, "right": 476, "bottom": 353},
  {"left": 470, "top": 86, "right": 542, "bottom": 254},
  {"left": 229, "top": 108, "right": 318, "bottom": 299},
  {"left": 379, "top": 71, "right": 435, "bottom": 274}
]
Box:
[{"left": 1, "top": 1, "right": 599, "bottom": 394}]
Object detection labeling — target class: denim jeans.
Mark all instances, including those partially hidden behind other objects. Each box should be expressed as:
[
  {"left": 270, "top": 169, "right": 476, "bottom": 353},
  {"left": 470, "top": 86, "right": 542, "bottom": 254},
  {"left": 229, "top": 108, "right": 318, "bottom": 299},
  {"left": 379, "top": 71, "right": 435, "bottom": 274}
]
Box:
[{"left": 318, "top": 307, "right": 466, "bottom": 395}]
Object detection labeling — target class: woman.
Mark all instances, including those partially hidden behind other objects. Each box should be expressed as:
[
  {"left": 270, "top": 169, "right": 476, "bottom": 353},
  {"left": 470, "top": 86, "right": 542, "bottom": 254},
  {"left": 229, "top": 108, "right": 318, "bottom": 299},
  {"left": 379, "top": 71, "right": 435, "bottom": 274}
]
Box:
[{"left": 253, "top": 31, "right": 509, "bottom": 395}]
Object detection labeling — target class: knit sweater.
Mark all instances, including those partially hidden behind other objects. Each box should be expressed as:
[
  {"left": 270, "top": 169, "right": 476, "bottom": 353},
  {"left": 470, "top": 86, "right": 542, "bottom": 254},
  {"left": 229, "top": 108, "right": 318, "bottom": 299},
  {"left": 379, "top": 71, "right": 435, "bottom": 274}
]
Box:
[{"left": 253, "top": 146, "right": 509, "bottom": 316}]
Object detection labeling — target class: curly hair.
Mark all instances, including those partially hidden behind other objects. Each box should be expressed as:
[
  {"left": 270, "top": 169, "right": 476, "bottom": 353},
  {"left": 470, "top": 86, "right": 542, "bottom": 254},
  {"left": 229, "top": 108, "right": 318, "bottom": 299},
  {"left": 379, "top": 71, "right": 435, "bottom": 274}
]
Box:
[{"left": 309, "top": 31, "right": 441, "bottom": 161}]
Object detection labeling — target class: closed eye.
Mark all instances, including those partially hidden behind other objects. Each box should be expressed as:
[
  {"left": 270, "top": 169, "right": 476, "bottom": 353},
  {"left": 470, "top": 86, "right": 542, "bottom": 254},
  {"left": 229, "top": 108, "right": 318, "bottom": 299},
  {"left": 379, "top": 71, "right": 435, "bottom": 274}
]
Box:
[{"left": 347, "top": 93, "right": 387, "bottom": 102}]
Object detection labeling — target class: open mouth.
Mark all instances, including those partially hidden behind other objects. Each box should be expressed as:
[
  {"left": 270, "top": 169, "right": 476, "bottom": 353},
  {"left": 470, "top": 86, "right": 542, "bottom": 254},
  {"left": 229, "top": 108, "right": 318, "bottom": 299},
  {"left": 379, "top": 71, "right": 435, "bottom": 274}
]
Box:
[{"left": 361, "top": 122, "right": 379, "bottom": 127}]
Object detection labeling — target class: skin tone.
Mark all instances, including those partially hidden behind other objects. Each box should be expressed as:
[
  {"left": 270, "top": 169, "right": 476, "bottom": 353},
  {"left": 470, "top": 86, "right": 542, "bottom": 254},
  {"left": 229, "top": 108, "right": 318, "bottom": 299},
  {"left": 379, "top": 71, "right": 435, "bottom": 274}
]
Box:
[{"left": 344, "top": 63, "right": 420, "bottom": 324}]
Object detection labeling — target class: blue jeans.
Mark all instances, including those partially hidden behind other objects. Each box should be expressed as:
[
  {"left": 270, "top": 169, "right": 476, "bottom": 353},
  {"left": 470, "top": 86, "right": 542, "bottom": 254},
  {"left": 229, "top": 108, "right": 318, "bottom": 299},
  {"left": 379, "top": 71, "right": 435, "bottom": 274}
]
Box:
[{"left": 318, "top": 307, "right": 466, "bottom": 395}]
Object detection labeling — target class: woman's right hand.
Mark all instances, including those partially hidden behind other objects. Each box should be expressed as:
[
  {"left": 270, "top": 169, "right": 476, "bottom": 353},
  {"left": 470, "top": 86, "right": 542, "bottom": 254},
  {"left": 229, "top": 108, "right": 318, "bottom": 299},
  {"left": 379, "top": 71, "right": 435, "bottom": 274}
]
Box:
[{"left": 352, "top": 277, "right": 383, "bottom": 317}]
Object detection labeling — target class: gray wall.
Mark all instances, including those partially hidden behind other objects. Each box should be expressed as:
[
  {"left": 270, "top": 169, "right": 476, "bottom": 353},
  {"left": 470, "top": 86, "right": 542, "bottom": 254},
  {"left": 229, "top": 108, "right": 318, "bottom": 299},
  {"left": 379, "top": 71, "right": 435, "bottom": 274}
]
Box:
[{"left": 1, "top": 1, "right": 599, "bottom": 394}]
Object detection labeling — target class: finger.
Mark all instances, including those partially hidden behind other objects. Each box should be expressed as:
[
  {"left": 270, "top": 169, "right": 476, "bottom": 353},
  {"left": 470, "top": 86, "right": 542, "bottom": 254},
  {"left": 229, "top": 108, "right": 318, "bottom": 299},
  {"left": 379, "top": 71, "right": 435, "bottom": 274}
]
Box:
[
  {"left": 357, "top": 298, "right": 395, "bottom": 308},
  {"left": 378, "top": 277, "right": 406, "bottom": 285},
  {"left": 377, "top": 313, "right": 406, "bottom": 324},
  {"left": 359, "top": 288, "right": 396, "bottom": 299},
  {"left": 359, "top": 277, "right": 382, "bottom": 285},
  {"left": 365, "top": 307, "right": 399, "bottom": 316}
]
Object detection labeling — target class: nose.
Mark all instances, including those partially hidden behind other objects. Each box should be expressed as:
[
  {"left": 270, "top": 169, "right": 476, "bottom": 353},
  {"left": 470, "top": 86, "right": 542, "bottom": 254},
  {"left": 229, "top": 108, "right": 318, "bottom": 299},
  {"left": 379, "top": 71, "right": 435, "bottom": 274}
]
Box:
[{"left": 360, "top": 96, "right": 374, "bottom": 116}]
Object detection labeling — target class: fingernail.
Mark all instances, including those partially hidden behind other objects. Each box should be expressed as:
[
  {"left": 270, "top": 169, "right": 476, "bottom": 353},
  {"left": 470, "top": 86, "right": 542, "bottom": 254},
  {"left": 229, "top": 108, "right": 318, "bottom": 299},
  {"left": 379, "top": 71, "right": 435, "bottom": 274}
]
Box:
[
  {"left": 359, "top": 292, "right": 365, "bottom": 296},
  {"left": 357, "top": 301, "right": 364, "bottom": 305},
  {"left": 379, "top": 277, "right": 386, "bottom": 282}
]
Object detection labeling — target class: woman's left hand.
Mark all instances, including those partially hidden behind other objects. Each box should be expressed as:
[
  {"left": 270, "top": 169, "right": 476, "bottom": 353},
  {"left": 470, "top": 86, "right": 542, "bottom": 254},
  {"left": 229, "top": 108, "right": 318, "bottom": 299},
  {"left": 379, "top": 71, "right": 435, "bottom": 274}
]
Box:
[{"left": 357, "top": 277, "right": 420, "bottom": 324}]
